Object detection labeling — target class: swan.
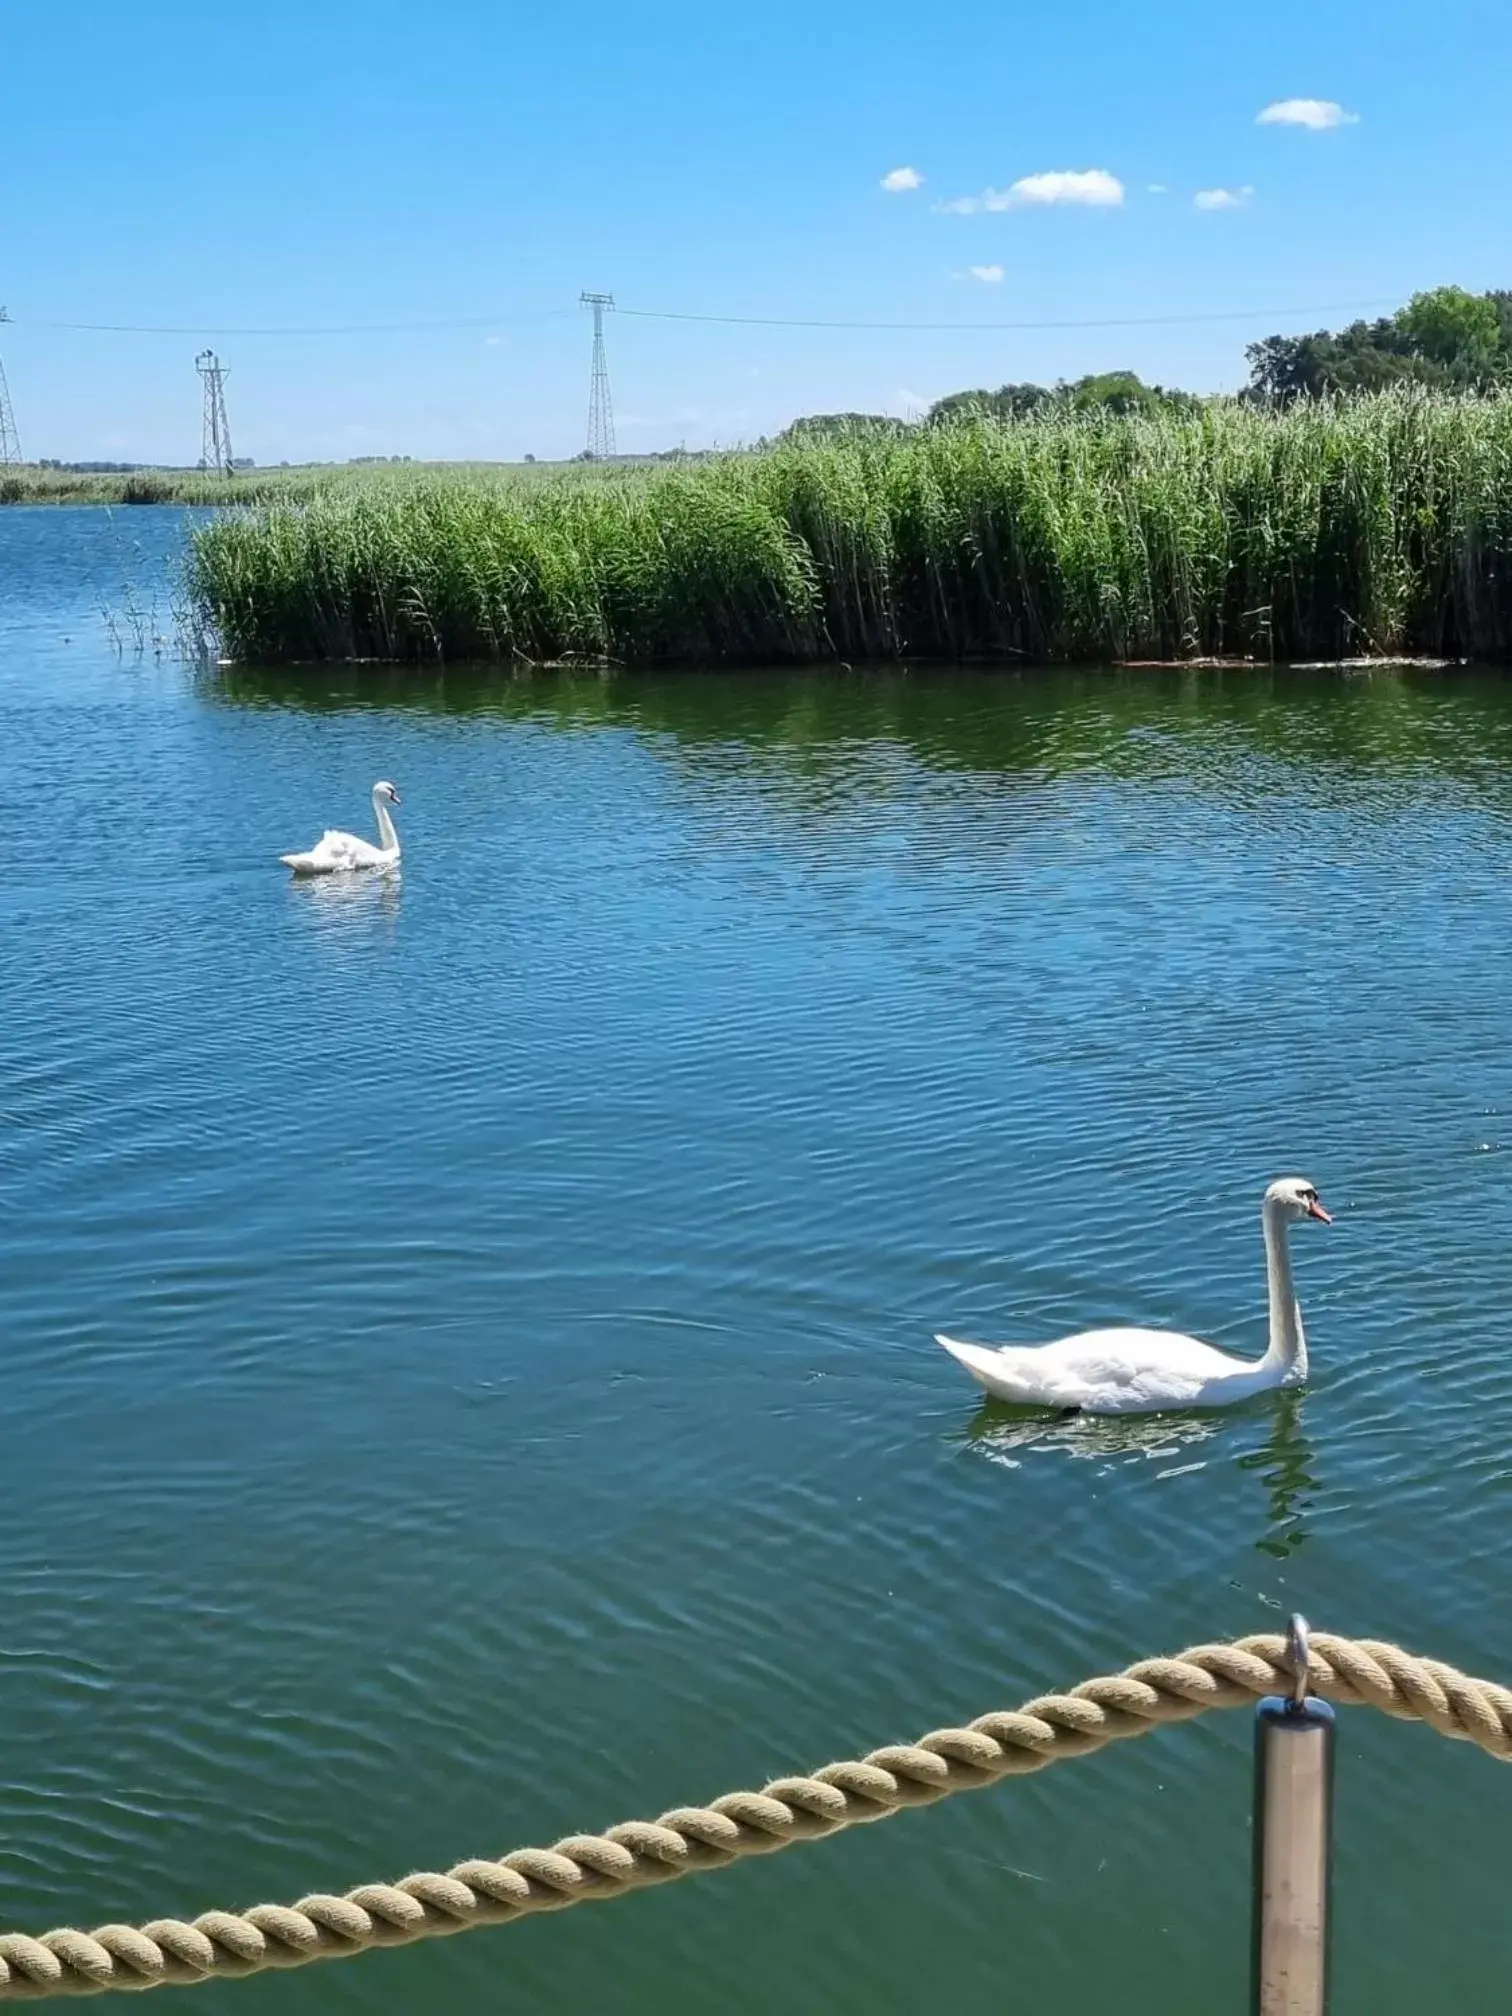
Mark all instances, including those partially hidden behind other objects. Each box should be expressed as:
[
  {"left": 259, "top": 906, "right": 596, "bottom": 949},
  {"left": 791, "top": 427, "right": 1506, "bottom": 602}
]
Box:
[
  {"left": 935, "top": 1176, "right": 1331, "bottom": 1415},
  {"left": 281, "top": 781, "right": 401, "bottom": 876}
]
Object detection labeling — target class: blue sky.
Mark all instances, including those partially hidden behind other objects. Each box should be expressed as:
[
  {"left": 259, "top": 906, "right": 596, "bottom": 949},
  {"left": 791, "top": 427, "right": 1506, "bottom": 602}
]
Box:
[{"left": 3, "top": 0, "right": 1507, "bottom": 464}]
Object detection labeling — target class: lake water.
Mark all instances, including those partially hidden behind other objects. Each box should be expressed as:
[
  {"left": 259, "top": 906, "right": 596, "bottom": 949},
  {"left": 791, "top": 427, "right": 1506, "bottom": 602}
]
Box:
[{"left": 3, "top": 505, "right": 1511, "bottom": 2014}]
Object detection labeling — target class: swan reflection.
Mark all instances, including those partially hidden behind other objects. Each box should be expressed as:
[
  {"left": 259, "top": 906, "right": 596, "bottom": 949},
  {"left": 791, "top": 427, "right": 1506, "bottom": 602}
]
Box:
[
  {"left": 287, "top": 864, "right": 403, "bottom": 937},
  {"left": 962, "top": 1402, "right": 1228, "bottom": 1469},
  {"left": 958, "top": 1388, "right": 1317, "bottom": 1556}
]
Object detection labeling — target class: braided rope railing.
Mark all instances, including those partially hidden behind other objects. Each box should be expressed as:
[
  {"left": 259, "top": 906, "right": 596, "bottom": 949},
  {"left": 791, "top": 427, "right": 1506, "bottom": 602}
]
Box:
[{"left": 3, "top": 1629, "right": 1509, "bottom": 2000}]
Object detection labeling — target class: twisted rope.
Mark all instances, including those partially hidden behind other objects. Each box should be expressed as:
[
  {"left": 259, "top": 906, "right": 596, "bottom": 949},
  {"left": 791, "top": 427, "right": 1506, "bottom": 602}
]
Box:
[{"left": 3, "top": 1629, "right": 1509, "bottom": 1999}]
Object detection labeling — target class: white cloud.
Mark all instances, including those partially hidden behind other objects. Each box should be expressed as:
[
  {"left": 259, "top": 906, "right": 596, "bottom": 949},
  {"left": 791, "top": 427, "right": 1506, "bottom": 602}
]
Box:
[
  {"left": 1194, "top": 185, "right": 1254, "bottom": 210},
  {"left": 1147, "top": 183, "right": 1168, "bottom": 195},
  {"left": 1010, "top": 168, "right": 1124, "bottom": 207},
  {"left": 1256, "top": 98, "right": 1359, "bottom": 130},
  {"left": 938, "top": 167, "right": 1124, "bottom": 214},
  {"left": 968, "top": 264, "right": 1005, "bottom": 283},
  {"left": 881, "top": 165, "right": 924, "bottom": 192},
  {"left": 484, "top": 335, "right": 503, "bottom": 347}
]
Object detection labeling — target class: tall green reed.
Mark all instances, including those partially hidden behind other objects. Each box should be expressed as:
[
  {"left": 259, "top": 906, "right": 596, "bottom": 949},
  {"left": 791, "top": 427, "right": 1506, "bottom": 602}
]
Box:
[{"left": 190, "top": 393, "right": 1512, "bottom": 665}]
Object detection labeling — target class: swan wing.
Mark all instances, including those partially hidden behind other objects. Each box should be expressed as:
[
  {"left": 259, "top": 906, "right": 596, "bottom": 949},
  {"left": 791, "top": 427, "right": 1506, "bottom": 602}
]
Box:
[
  {"left": 937, "top": 1326, "right": 1251, "bottom": 1414},
  {"left": 281, "top": 828, "right": 386, "bottom": 874}
]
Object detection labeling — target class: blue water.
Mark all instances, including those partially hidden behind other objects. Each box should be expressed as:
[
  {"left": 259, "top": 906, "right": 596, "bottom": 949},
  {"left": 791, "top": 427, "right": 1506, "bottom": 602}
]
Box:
[{"left": 2, "top": 505, "right": 1511, "bottom": 2013}]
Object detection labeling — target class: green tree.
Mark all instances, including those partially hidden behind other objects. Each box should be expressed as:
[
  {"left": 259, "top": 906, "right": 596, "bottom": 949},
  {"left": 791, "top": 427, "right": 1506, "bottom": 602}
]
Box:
[
  {"left": 1397, "top": 286, "right": 1503, "bottom": 378},
  {"left": 928, "top": 383, "right": 1052, "bottom": 424},
  {"left": 1246, "top": 288, "right": 1512, "bottom": 404},
  {"left": 777, "top": 412, "right": 910, "bottom": 443},
  {"left": 928, "top": 373, "right": 1196, "bottom": 424},
  {"left": 1062, "top": 370, "right": 1200, "bottom": 416}
]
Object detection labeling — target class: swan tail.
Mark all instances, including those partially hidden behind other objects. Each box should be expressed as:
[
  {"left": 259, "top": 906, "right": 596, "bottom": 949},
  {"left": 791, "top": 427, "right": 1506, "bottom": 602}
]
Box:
[
  {"left": 935, "top": 1334, "right": 1051, "bottom": 1405},
  {"left": 281, "top": 851, "right": 327, "bottom": 875}
]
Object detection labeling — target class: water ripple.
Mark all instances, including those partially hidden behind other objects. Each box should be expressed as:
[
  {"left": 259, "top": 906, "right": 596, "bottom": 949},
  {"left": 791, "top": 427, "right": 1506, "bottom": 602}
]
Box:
[{"left": 4, "top": 517, "right": 1512, "bottom": 2013}]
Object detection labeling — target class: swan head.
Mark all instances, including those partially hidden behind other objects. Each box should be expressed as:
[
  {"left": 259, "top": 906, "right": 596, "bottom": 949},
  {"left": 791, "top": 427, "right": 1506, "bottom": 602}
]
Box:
[
  {"left": 1265, "top": 1176, "right": 1331, "bottom": 1224},
  {"left": 373, "top": 780, "right": 401, "bottom": 806}
]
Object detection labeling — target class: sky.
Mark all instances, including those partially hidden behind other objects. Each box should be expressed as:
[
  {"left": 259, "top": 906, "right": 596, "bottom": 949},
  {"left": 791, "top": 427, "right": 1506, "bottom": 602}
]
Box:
[{"left": 2, "top": 0, "right": 1509, "bottom": 464}]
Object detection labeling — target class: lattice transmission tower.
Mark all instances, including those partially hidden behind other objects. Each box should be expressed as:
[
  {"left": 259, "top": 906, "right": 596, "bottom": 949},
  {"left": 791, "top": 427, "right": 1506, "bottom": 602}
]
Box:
[
  {"left": 580, "top": 292, "right": 616, "bottom": 459},
  {"left": 196, "top": 349, "right": 234, "bottom": 475},
  {"left": 0, "top": 308, "right": 22, "bottom": 468}
]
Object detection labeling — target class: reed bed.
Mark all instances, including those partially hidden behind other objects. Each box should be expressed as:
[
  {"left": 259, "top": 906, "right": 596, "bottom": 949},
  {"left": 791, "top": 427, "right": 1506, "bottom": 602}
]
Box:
[
  {"left": 190, "top": 393, "right": 1512, "bottom": 665},
  {"left": 0, "top": 466, "right": 334, "bottom": 507},
  {"left": 0, "top": 457, "right": 607, "bottom": 508}
]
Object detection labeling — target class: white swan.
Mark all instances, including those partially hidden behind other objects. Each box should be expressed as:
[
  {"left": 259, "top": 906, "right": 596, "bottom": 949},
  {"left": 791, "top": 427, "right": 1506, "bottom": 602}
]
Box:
[
  {"left": 935, "top": 1176, "right": 1331, "bottom": 1415},
  {"left": 281, "top": 781, "right": 401, "bottom": 876}
]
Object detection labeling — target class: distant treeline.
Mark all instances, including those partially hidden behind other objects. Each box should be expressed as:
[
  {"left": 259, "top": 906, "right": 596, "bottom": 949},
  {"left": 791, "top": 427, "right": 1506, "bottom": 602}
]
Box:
[
  {"left": 776, "top": 287, "right": 1512, "bottom": 440},
  {"left": 777, "top": 371, "right": 1196, "bottom": 442},
  {"left": 34, "top": 459, "right": 159, "bottom": 473},
  {"left": 1245, "top": 287, "right": 1512, "bottom": 402},
  {"left": 33, "top": 457, "right": 258, "bottom": 472}
]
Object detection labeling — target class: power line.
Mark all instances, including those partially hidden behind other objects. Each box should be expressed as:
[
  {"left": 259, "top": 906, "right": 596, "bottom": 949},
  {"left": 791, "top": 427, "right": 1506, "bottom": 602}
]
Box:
[
  {"left": 9, "top": 310, "right": 577, "bottom": 337},
  {"left": 615, "top": 298, "right": 1403, "bottom": 333},
  {"left": 0, "top": 297, "right": 1404, "bottom": 340}
]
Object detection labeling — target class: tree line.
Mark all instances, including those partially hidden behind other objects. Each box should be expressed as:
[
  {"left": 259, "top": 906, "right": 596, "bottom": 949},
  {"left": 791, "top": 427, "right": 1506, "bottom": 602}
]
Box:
[
  {"left": 775, "top": 287, "right": 1512, "bottom": 440},
  {"left": 1243, "top": 287, "right": 1512, "bottom": 402}
]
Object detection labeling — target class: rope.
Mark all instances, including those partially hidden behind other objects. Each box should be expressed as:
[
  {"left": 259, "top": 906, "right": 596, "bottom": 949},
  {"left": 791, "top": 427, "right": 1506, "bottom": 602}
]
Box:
[{"left": 2, "top": 1629, "right": 1509, "bottom": 1999}]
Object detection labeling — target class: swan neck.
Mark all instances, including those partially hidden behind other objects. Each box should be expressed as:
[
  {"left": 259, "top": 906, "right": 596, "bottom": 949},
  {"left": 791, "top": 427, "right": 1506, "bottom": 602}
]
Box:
[
  {"left": 1261, "top": 1201, "right": 1306, "bottom": 1380},
  {"left": 373, "top": 793, "right": 399, "bottom": 854}
]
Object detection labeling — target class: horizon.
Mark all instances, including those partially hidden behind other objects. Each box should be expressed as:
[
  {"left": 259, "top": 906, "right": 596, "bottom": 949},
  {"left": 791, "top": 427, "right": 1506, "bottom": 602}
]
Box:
[{"left": 4, "top": 0, "right": 1508, "bottom": 465}]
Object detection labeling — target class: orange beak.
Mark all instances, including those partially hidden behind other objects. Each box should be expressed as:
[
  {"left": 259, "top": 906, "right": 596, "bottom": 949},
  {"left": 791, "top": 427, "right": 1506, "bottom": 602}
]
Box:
[{"left": 1306, "top": 1199, "right": 1332, "bottom": 1223}]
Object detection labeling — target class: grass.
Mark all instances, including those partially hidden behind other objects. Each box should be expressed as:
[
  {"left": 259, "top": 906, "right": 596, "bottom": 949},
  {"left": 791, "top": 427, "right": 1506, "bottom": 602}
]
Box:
[{"left": 188, "top": 392, "right": 1512, "bottom": 666}]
